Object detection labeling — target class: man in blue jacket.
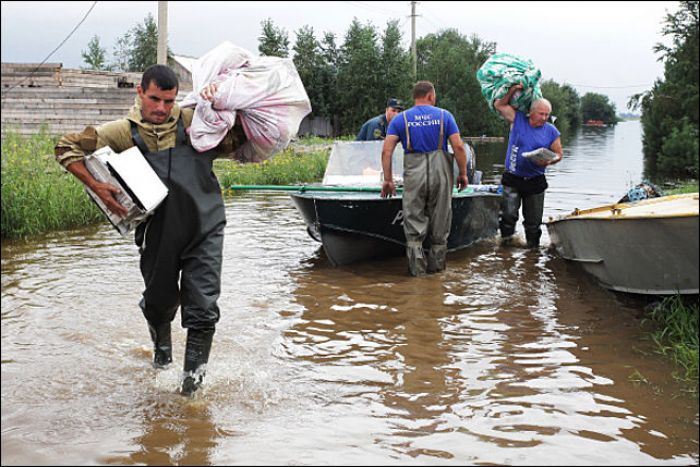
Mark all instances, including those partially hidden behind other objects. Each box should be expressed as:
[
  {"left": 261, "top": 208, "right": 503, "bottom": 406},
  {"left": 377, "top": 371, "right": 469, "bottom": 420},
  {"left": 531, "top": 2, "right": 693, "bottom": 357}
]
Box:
[{"left": 356, "top": 98, "right": 405, "bottom": 140}]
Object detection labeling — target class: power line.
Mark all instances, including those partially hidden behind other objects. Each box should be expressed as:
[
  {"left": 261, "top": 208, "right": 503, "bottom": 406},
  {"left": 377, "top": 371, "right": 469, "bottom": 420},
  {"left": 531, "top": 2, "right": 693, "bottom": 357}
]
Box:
[
  {"left": 569, "top": 83, "right": 652, "bottom": 89},
  {"left": 2, "top": 1, "right": 99, "bottom": 95}
]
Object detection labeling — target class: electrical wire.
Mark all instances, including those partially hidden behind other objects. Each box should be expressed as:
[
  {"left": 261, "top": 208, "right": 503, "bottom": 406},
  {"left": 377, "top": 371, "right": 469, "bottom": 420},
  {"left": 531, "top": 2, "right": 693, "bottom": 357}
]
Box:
[{"left": 2, "top": 1, "right": 99, "bottom": 95}]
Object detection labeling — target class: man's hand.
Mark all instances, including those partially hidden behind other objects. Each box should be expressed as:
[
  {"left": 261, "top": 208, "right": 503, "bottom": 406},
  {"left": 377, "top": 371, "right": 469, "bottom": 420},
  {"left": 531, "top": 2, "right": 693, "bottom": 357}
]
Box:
[
  {"left": 93, "top": 182, "right": 129, "bottom": 217},
  {"left": 381, "top": 180, "right": 396, "bottom": 198},
  {"left": 456, "top": 174, "right": 468, "bottom": 192},
  {"left": 200, "top": 83, "right": 218, "bottom": 103}
]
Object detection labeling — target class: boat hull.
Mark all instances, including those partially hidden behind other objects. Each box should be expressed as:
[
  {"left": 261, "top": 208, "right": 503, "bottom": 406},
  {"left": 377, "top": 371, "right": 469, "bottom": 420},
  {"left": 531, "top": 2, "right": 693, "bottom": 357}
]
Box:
[
  {"left": 547, "top": 209, "right": 699, "bottom": 295},
  {"left": 291, "top": 191, "right": 500, "bottom": 266}
]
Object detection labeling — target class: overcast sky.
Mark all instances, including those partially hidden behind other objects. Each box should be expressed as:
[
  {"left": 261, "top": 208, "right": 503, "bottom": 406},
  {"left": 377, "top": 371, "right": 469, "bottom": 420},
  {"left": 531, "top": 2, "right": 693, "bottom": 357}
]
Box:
[{"left": 1, "top": 1, "right": 679, "bottom": 111}]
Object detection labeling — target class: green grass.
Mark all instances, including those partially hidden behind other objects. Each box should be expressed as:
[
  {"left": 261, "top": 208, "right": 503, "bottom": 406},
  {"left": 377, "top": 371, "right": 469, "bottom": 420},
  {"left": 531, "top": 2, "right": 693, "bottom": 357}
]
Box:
[
  {"left": 216, "top": 147, "right": 329, "bottom": 188},
  {"left": 1, "top": 128, "right": 103, "bottom": 239},
  {"left": 293, "top": 135, "right": 354, "bottom": 145},
  {"left": 665, "top": 180, "right": 699, "bottom": 194},
  {"left": 1, "top": 129, "right": 330, "bottom": 239},
  {"left": 644, "top": 295, "right": 699, "bottom": 391}
]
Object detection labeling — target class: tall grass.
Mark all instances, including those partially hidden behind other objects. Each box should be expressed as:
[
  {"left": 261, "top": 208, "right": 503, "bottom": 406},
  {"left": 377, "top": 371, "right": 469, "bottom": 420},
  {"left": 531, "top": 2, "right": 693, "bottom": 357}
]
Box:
[
  {"left": 1, "top": 129, "right": 330, "bottom": 239},
  {"left": 645, "top": 295, "right": 699, "bottom": 389},
  {"left": 1, "top": 128, "right": 103, "bottom": 239},
  {"left": 215, "top": 147, "right": 328, "bottom": 188}
]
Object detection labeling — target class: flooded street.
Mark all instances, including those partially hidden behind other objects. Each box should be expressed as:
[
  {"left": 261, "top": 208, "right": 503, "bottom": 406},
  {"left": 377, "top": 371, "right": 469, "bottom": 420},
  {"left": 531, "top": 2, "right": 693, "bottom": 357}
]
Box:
[{"left": 2, "top": 121, "right": 698, "bottom": 465}]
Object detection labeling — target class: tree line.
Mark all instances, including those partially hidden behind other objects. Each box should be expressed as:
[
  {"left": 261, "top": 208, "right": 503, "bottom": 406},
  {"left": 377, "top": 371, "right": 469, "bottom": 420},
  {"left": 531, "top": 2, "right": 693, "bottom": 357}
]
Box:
[
  {"left": 82, "top": 14, "right": 621, "bottom": 140},
  {"left": 629, "top": 0, "right": 698, "bottom": 180}
]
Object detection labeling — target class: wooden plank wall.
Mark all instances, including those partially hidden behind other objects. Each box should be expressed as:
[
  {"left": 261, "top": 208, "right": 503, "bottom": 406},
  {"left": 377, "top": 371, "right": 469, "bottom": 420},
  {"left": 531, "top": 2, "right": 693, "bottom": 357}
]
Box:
[{"left": 1, "top": 63, "right": 192, "bottom": 138}]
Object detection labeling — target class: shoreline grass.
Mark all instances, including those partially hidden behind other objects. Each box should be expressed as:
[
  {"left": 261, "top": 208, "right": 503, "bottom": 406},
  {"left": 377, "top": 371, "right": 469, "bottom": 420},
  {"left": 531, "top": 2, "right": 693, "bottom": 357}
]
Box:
[{"left": 644, "top": 295, "right": 699, "bottom": 391}]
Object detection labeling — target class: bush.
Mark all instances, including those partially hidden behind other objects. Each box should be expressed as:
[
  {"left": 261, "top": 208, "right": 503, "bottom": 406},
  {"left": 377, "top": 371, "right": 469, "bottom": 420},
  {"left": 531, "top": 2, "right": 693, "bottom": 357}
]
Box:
[{"left": 658, "top": 121, "right": 699, "bottom": 178}]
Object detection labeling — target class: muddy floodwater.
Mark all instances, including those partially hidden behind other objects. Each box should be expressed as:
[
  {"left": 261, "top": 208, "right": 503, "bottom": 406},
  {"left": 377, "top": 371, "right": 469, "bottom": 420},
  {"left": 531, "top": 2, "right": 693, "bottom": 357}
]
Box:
[{"left": 2, "top": 121, "right": 698, "bottom": 465}]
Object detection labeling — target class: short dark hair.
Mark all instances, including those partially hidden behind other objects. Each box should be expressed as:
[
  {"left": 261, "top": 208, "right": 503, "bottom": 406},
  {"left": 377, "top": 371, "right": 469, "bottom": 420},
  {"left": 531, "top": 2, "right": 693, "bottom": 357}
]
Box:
[
  {"left": 140, "top": 64, "right": 178, "bottom": 91},
  {"left": 413, "top": 80, "right": 435, "bottom": 100}
]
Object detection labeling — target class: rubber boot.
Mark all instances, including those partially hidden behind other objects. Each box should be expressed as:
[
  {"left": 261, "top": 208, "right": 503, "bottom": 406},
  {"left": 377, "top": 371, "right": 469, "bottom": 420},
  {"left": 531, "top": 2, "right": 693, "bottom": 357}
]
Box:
[
  {"left": 406, "top": 241, "right": 427, "bottom": 277},
  {"left": 148, "top": 321, "right": 172, "bottom": 369},
  {"left": 525, "top": 230, "right": 542, "bottom": 249},
  {"left": 180, "top": 329, "right": 215, "bottom": 397}
]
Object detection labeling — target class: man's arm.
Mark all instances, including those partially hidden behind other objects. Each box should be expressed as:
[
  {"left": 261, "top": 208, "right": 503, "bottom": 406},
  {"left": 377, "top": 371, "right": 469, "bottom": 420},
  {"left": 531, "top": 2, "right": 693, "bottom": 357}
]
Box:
[
  {"left": 494, "top": 83, "right": 523, "bottom": 124},
  {"left": 55, "top": 122, "right": 133, "bottom": 217},
  {"left": 380, "top": 135, "right": 399, "bottom": 198},
  {"left": 448, "top": 133, "right": 469, "bottom": 191},
  {"left": 548, "top": 137, "right": 563, "bottom": 164},
  {"left": 65, "top": 160, "right": 129, "bottom": 217}
]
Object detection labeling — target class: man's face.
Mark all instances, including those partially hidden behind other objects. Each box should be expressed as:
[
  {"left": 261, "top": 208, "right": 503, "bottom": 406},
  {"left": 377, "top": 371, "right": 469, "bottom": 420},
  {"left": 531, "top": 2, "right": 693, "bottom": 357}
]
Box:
[
  {"left": 529, "top": 104, "right": 551, "bottom": 128},
  {"left": 137, "top": 82, "right": 178, "bottom": 124},
  {"left": 385, "top": 106, "right": 401, "bottom": 122}
]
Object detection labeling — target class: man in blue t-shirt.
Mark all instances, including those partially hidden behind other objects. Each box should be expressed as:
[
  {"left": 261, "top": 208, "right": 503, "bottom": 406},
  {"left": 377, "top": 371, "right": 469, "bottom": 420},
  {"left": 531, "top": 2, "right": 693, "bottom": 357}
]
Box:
[
  {"left": 494, "top": 83, "right": 563, "bottom": 248},
  {"left": 380, "top": 81, "right": 469, "bottom": 276},
  {"left": 356, "top": 98, "right": 405, "bottom": 141}
]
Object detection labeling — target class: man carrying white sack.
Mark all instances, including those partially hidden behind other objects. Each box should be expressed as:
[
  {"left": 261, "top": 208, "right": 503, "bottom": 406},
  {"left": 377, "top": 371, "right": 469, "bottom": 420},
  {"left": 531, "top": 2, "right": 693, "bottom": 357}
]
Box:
[{"left": 55, "top": 65, "right": 247, "bottom": 397}]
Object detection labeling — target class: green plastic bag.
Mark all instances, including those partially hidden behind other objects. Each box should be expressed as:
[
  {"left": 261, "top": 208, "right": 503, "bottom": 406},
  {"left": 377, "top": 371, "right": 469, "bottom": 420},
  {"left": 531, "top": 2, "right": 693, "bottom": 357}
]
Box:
[{"left": 476, "top": 53, "right": 543, "bottom": 117}]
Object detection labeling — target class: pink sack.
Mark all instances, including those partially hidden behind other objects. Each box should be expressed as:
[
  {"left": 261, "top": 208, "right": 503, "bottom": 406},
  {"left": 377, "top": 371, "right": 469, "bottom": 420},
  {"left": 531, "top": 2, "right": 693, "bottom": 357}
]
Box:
[{"left": 180, "top": 42, "right": 312, "bottom": 162}]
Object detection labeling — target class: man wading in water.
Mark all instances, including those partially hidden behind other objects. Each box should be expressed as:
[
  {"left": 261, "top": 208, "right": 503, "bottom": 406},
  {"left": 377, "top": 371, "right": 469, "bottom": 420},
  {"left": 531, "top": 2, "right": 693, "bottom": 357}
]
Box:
[{"left": 54, "top": 65, "right": 246, "bottom": 397}]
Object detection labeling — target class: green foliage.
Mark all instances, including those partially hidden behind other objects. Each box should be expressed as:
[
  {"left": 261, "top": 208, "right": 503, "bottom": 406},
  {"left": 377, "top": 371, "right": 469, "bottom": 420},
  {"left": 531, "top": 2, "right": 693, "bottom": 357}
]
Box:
[
  {"left": 336, "top": 18, "right": 383, "bottom": 135},
  {"left": 110, "top": 13, "right": 171, "bottom": 72},
  {"left": 631, "top": 1, "right": 699, "bottom": 180},
  {"left": 293, "top": 25, "right": 328, "bottom": 117},
  {"left": 580, "top": 92, "right": 619, "bottom": 124},
  {"left": 644, "top": 295, "right": 699, "bottom": 388},
  {"left": 1, "top": 129, "right": 102, "bottom": 239},
  {"left": 658, "top": 119, "right": 699, "bottom": 176},
  {"left": 541, "top": 80, "right": 581, "bottom": 138},
  {"left": 258, "top": 18, "right": 290, "bottom": 58},
  {"left": 380, "top": 20, "right": 412, "bottom": 105},
  {"left": 128, "top": 13, "right": 159, "bottom": 72},
  {"left": 81, "top": 35, "right": 109, "bottom": 71},
  {"left": 111, "top": 32, "right": 132, "bottom": 72},
  {"left": 319, "top": 32, "right": 341, "bottom": 122},
  {"left": 417, "top": 29, "right": 505, "bottom": 137},
  {"left": 215, "top": 149, "right": 329, "bottom": 187}
]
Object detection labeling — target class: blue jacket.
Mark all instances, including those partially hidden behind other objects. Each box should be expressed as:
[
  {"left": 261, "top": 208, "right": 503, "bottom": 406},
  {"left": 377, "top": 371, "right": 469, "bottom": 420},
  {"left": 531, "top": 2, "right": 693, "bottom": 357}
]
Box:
[{"left": 356, "top": 114, "right": 388, "bottom": 141}]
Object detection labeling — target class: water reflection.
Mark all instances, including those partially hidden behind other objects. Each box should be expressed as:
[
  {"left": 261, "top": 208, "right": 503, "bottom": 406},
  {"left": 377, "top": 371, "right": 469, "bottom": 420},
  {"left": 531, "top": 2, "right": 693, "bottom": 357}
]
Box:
[
  {"left": 102, "top": 400, "right": 218, "bottom": 466},
  {"left": 281, "top": 241, "right": 698, "bottom": 464}
]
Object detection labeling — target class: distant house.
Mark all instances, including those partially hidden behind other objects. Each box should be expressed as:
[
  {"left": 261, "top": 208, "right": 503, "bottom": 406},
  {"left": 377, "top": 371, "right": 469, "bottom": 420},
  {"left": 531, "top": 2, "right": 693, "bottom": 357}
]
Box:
[{"left": 170, "top": 54, "right": 196, "bottom": 87}]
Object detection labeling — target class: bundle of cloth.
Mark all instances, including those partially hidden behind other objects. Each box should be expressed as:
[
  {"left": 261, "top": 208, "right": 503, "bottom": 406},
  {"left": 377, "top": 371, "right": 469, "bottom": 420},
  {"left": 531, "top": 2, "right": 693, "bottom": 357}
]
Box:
[
  {"left": 476, "top": 52, "right": 543, "bottom": 118},
  {"left": 180, "top": 41, "right": 312, "bottom": 162}
]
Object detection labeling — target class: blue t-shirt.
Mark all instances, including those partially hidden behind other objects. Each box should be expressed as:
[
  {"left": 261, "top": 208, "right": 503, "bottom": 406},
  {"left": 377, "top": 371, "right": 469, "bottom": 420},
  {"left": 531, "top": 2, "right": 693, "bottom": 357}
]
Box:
[
  {"left": 505, "top": 111, "right": 561, "bottom": 178},
  {"left": 387, "top": 105, "right": 459, "bottom": 153}
]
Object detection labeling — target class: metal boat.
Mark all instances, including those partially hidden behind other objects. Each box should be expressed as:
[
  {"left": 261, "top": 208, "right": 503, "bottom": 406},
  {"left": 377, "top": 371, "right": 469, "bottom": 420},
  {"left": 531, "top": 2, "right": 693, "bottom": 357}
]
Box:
[
  {"left": 546, "top": 193, "right": 699, "bottom": 295},
  {"left": 289, "top": 141, "right": 501, "bottom": 266}
]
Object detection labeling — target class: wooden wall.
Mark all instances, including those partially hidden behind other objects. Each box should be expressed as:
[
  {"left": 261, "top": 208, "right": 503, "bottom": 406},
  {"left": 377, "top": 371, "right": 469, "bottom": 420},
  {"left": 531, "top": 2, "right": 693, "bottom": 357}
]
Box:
[{"left": 1, "top": 63, "right": 191, "bottom": 138}]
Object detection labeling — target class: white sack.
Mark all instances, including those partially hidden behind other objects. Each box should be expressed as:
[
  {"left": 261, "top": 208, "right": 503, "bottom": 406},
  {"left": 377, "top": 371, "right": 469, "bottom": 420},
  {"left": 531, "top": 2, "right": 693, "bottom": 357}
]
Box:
[{"left": 180, "top": 41, "right": 312, "bottom": 162}]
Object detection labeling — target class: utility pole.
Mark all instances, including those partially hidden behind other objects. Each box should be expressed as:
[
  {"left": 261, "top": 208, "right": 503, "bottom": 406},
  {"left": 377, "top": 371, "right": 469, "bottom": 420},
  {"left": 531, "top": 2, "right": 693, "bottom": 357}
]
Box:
[
  {"left": 157, "top": 1, "right": 168, "bottom": 65},
  {"left": 410, "top": 1, "right": 417, "bottom": 82}
]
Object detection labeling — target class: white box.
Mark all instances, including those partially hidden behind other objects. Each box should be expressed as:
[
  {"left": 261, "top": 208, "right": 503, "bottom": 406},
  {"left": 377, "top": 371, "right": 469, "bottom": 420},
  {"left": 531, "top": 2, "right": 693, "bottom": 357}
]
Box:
[{"left": 84, "top": 146, "right": 168, "bottom": 236}]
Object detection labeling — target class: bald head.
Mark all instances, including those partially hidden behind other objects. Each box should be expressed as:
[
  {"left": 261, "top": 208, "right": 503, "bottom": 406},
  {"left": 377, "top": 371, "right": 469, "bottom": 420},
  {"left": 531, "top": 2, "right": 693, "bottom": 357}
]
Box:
[
  {"left": 528, "top": 98, "right": 553, "bottom": 128},
  {"left": 530, "top": 98, "right": 552, "bottom": 113}
]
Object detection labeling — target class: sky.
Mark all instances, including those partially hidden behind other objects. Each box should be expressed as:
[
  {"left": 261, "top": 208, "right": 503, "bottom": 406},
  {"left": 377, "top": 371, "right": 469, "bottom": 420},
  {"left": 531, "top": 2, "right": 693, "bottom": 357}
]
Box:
[{"left": 1, "top": 1, "right": 680, "bottom": 112}]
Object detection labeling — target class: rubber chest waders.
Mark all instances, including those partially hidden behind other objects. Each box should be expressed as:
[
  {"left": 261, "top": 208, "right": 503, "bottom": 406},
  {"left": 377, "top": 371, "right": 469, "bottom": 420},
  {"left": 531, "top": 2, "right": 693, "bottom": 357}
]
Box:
[
  {"left": 131, "top": 120, "right": 226, "bottom": 332},
  {"left": 402, "top": 110, "right": 454, "bottom": 275}
]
